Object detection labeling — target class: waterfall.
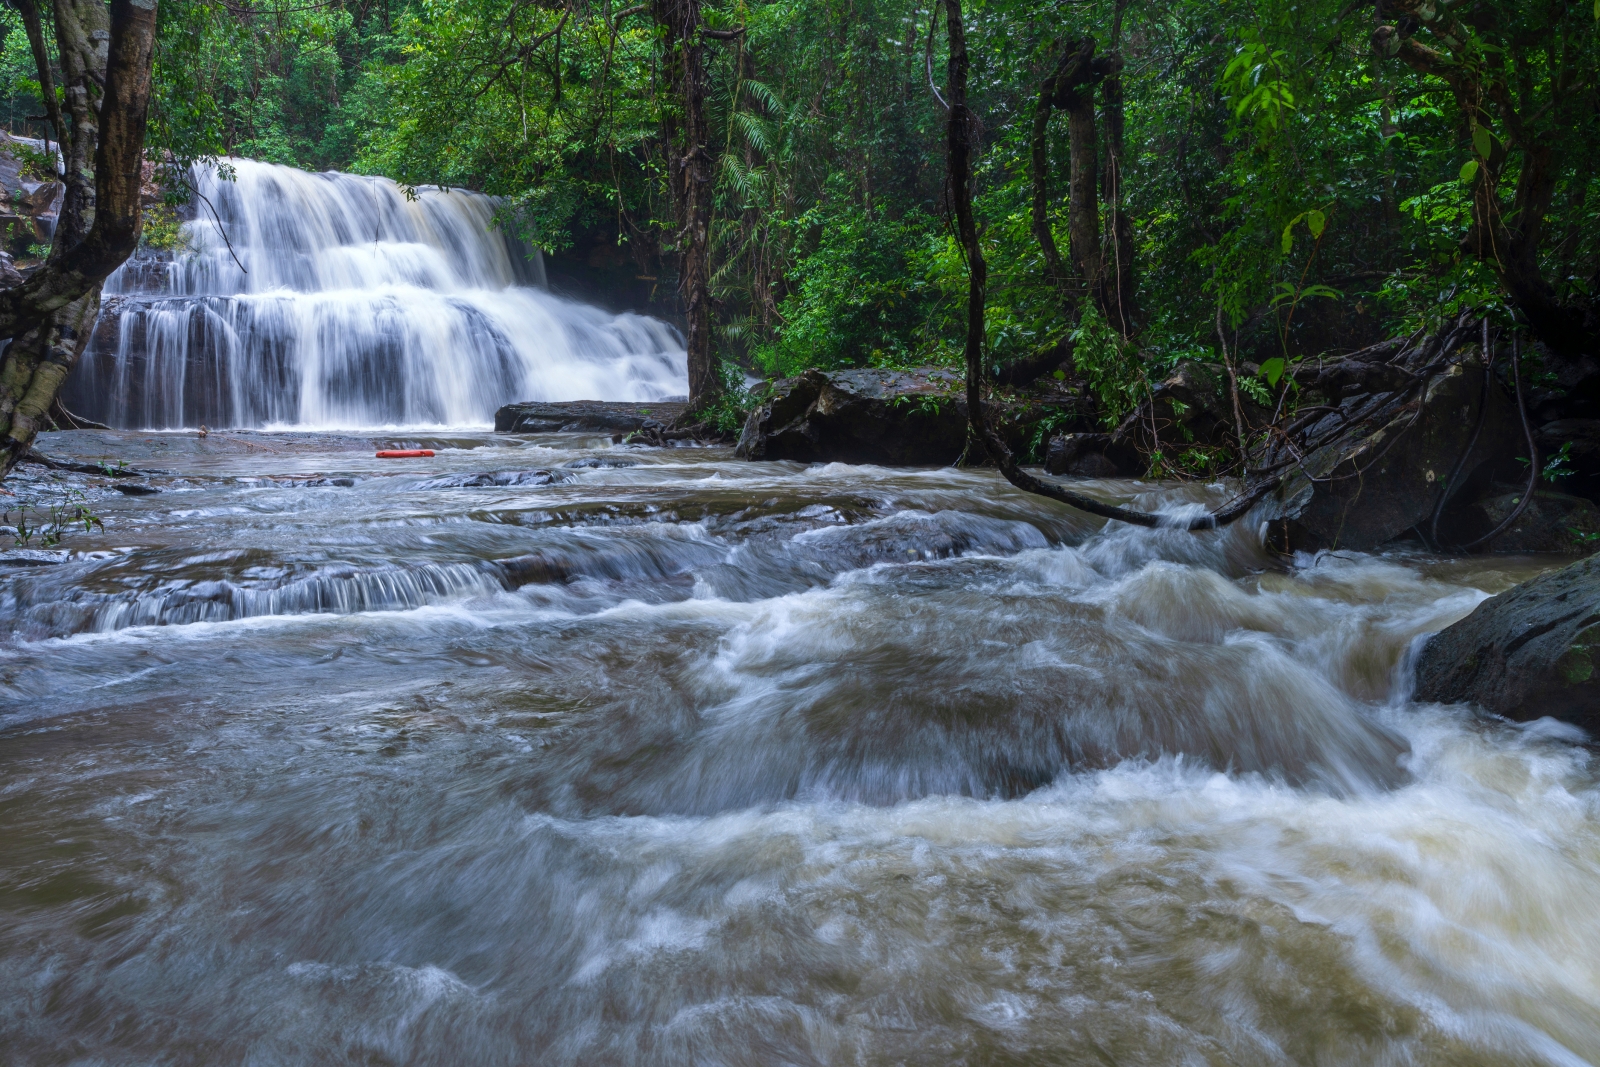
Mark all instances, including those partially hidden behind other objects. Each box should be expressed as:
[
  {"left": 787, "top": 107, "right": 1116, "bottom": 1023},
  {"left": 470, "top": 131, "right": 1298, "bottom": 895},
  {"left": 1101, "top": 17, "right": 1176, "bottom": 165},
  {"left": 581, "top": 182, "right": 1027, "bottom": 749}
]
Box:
[{"left": 60, "top": 159, "right": 687, "bottom": 429}]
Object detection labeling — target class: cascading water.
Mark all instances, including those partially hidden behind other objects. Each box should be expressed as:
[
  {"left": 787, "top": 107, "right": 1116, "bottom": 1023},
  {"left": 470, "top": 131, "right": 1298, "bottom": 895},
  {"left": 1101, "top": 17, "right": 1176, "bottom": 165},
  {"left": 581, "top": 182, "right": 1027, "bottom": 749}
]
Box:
[
  {"left": 60, "top": 159, "right": 687, "bottom": 429},
  {"left": 4, "top": 427, "right": 1600, "bottom": 1064}
]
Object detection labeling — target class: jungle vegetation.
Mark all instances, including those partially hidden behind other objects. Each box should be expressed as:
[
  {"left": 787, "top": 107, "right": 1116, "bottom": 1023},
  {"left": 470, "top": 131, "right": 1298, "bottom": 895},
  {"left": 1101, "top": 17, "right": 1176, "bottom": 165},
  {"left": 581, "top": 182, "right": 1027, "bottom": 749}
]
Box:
[{"left": 2, "top": 0, "right": 1597, "bottom": 436}]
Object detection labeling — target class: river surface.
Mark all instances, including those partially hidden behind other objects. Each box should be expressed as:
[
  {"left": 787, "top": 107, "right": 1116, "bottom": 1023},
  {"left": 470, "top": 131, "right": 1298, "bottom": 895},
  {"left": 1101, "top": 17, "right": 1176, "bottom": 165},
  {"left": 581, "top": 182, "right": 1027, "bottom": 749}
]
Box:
[{"left": 2, "top": 429, "right": 1598, "bottom": 1065}]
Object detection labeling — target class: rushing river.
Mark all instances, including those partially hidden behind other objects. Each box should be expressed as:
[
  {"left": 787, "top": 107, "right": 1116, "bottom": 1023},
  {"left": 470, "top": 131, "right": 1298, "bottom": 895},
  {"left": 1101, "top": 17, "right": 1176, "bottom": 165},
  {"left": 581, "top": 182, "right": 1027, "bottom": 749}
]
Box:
[{"left": 2, "top": 428, "right": 1598, "bottom": 1065}]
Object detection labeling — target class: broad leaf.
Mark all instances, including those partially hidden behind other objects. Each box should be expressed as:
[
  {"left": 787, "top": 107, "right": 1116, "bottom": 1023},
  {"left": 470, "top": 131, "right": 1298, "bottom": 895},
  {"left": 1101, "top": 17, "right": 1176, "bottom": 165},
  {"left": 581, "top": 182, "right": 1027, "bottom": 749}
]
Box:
[
  {"left": 1460, "top": 159, "right": 1479, "bottom": 182},
  {"left": 1472, "top": 124, "right": 1493, "bottom": 159},
  {"left": 1259, "top": 357, "right": 1285, "bottom": 387}
]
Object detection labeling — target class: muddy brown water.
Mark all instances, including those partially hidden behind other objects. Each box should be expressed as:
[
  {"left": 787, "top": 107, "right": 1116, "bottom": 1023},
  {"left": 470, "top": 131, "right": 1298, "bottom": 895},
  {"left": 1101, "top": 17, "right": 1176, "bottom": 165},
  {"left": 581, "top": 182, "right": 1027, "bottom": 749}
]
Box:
[{"left": 2, "top": 429, "right": 1597, "bottom": 1065}]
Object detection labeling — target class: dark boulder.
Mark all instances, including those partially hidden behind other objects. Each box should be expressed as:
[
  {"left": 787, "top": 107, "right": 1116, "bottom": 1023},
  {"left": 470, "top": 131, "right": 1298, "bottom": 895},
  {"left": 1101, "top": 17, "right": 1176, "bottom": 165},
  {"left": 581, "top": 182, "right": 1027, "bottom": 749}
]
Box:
[
  {"left": 1044, "top": 433, "right": 1132, "bottom": 478},
  {"left": 1041, "top": 360, "right": 1267, "bottom": 479},
  {"left": 1260, "top": 358, "right": 1522, "bottom": 551},
  {"left": 1414, "top": 555, "right": 1600, "bottom": 732},
  {"left": 736, "top": 367, "right": 1090, "bottom": 466},
  {"left": 495, "top": 400, "right": 687, "bottom": 435},
  {"left": 1456, "top": 489, "right": 1600, "bottom": 555}
]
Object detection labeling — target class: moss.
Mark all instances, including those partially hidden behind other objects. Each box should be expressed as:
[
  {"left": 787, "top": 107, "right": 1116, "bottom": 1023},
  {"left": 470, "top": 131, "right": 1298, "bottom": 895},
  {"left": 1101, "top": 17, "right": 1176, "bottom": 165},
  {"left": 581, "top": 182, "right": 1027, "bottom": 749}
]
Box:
[
  {"left": 140, "top": 202, "right": 189, "bottom": 252},
  {"left": 1556, "top": 624, "right": 1600, "bottom": 686}
]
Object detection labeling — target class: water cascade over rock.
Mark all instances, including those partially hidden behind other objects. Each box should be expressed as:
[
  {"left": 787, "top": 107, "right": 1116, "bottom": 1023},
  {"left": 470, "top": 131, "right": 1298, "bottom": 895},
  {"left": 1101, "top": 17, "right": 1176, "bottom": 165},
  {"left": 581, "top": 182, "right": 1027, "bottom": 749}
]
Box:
[{"left": 60, "top": 159, "right": 687, "bottom": 429}]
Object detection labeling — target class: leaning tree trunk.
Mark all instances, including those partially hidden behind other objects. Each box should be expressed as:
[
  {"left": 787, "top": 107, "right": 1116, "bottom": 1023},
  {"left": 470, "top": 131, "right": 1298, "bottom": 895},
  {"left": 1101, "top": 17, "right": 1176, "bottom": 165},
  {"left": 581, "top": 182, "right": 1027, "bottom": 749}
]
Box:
[
  {"left": 0, "top": 0, "right": 157, "bottom": 478},
  {"left": 653, "top": 0, "right": 721, "bottom": 409}
]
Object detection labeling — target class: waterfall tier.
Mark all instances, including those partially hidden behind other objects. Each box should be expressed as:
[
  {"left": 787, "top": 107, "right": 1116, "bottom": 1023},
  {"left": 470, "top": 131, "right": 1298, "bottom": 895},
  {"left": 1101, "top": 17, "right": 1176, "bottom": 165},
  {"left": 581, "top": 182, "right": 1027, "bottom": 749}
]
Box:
[{"left": 61, "top": 159, "right": 687, "bottom": 429}]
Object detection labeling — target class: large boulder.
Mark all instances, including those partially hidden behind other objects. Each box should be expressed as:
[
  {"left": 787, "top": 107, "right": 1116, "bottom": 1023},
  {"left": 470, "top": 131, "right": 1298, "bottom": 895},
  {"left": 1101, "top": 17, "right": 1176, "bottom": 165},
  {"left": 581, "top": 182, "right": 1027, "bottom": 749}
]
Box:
[
  {"left": 1414, "top": 555, "right": 1600, "bottom": 731},
  {"left": 735, "top": 367, "right": 1090, "bottom": 466},
  {"left": 495, "top": 399, "right": 687, "bottom": 435},
  {"left": 0, "top": 130, "right": 62, "bottom": 257},
  {"left": 1456, "top": 489, "right": 1600, "bottom": 555},
  {"left": 1260, "top": 358, "right": 1521, "bottom": 551},
  {"left": 1043, "top": 360, "right": 1272, "bottom": 478}
]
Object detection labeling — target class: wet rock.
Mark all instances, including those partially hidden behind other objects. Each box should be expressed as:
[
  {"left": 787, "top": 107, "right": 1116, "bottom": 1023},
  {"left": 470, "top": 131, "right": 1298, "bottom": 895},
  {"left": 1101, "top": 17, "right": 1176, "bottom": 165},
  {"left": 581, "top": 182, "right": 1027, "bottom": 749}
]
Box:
[
  {"left": 1044, "top": 361, "right": 1269, "bottom": 478},
  {"left": 113, "top": 482, "right": 161, "bottom": 495},
  {"left": 418, "top": 470, "right": 571, "bottom": 489},
  {"left": 1456, "top": 489, "right": 1600, "bottom": 555},
  {"left": 0, "top": 131, "right": 62, "bottom": 256},
  {"left": 1044, "top": 433, "right": 1128, "bottom": 478},
  {"left": 736, "top": 367, "right": 1089, "bottom": 466},
  {"left": 1260, "top": 359, "right": 1521, "bottom": 552},
  {"left": 563, "top": 457, "right": 638, "bottom": 469},
  {"left": 495, "top": 400, "right": 687, "bottom": 435},
  {"left": 1414, "top": 555, "right": 1600, "bottom": 732}
]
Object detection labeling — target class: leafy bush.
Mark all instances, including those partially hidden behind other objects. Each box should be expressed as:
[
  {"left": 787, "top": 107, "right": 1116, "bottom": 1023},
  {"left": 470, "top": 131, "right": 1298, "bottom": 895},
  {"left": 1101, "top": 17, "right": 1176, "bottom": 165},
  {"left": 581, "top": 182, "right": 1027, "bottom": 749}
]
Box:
[{"left": 754, "top": 207, "right": 938, "bottom": 378}]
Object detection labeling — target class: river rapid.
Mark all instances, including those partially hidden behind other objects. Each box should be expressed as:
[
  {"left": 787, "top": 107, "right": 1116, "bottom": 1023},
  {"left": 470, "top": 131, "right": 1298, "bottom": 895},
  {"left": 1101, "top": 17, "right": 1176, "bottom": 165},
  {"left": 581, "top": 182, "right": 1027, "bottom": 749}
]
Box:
[{"left": 2, "top": 428, "right": 1598, "bottom": 1066}]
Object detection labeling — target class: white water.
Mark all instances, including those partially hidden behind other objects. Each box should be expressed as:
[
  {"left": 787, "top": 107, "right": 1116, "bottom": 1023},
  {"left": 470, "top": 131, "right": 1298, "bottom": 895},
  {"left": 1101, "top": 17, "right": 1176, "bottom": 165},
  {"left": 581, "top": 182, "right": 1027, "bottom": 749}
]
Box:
[
  {"left": 3, "top": 432, "right": 1599, "bottom": 1063},
  {"left": 62, "top": 159, "right": 687, "bottom": 429}
]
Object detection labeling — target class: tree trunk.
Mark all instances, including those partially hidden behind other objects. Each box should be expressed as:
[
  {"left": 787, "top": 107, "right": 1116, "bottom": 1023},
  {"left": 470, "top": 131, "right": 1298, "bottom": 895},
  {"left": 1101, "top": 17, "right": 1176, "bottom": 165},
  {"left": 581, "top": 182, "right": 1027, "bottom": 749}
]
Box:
[
  {"left": 1055, "top": 44, "right": 1102, "bottom": 312},
  {"left": 0, "top": 0, "right": 156, "bottom": 477},
  {"left": 1098, "top": 36, "right": 1135, "bottom": 336},
  {"left": 1374, "top": 6, "right": 1592, "bottom": 356},
  {"left": 944, "top": 0, "right": 1254, "bottom": 531},
  {"left": 652, "top": 0, "right": 720, "bottom": 409},
  {"left": 1029, "top": 48, "right": 1073, "bottom": 296}
]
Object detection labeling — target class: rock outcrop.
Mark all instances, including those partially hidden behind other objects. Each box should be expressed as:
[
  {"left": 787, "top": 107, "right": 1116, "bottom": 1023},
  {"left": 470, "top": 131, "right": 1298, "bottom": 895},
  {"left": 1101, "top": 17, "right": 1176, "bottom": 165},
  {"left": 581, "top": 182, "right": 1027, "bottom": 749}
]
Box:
[
  {"left": 0, "top": 131, "right": 62, "bottom": 261},
  {"left": 495, "top": 400, "right": 687, "bottom": 435},
  {"left": 1259, "top": 358, "right": 1522, "bottom": 551},
  {"left": 1456, "top": 489, "right": 1600, "bottom": 555},
  {"left": 1414, "top": 555, "right": 1600, "bottom": 732},
  {"left": 736, "top": 367, "right": 1090, "bottom": 466}
]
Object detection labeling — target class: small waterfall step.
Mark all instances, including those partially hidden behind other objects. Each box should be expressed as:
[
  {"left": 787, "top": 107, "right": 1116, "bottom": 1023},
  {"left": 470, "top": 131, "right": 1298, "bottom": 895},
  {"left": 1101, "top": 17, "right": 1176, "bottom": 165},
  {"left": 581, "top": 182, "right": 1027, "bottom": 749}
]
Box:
[{"left": 496, "top": 399, "right": 687, "bottom": 435}]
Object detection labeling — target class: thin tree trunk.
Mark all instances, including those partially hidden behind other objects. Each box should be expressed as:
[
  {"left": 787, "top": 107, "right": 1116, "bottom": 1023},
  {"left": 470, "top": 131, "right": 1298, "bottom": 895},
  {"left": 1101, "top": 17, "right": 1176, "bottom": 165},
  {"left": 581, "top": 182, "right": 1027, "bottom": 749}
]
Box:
[
  {"left": 1098, "top": 0, "right": 1134, "bottom": 336},
  {"left": 653, "top": 0, "right": 720, "bottom": 408},
  {"left": 1058, "top": 52, "right": 1102, "bottom": 308},
  {"left": 1098, "top": 68, "right": 1135, "bottom": 334},
  {"left": 15, "top": 0, "right": 64, "bottom": 150},
  {"left": 0, "top": 0, "right": 155, "bottom": 477},
  {"left": 944, "top": 0, "right": 1258, "bottom": 530},
  {"left": 1029, "top": 49, "right": 1072, "bottom": 295}
]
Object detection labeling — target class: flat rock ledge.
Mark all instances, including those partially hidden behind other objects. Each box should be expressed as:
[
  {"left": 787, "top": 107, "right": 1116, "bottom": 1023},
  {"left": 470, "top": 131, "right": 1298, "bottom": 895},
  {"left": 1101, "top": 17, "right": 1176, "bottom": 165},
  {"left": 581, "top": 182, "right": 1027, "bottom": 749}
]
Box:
[
  {"left": 1414, "top": 554, "right": 1600, "bottom": 732},
  {"left": 737, "top": 367, "right": 1090, "bottom": 466},
  {"left": 495, "top": 400, "right": 687, "bottom": 435}
]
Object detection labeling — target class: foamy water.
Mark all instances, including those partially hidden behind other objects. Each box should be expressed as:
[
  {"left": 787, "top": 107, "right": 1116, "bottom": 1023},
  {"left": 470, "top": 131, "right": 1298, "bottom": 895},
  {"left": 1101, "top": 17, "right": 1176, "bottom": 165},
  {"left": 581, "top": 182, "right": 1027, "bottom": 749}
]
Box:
[
  {"left": 0, "top": 429, "right": 1594, "bottom": 1065},
  {"left": 60, "top": 159, "right": 687, "bottom": 428}
]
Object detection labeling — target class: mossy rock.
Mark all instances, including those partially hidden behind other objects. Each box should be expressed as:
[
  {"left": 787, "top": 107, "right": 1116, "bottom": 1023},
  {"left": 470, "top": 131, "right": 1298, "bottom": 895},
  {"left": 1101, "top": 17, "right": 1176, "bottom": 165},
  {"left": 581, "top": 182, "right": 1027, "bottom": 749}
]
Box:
[{"left": 1414, "top": 555, "right": 1600, "bottom": 731}]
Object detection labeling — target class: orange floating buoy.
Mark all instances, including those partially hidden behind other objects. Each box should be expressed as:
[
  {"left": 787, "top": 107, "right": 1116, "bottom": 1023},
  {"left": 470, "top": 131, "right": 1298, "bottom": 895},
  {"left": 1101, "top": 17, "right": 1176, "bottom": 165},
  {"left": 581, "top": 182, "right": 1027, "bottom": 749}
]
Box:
[{"left": 376, "top": 449, "right": 434, "bottom": 458}]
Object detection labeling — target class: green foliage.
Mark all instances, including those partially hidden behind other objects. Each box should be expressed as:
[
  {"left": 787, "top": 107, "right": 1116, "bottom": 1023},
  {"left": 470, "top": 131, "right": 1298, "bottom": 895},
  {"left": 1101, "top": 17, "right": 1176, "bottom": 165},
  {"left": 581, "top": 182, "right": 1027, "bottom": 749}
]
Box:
[
  {"left": 140, "top": 202, "right": 188, "bottom": 252},
  {"left": 127, "top": 0, "right": 1600, "bottom": 439},
  {"left": 1069, "top": 303, "right": 1145, "bottom": 428},
  {"left": 2, "top": 481, "right": 103, "bottom": 547},
  {"left": 753, "top": 206, "right": 939, "bottom": 377}
]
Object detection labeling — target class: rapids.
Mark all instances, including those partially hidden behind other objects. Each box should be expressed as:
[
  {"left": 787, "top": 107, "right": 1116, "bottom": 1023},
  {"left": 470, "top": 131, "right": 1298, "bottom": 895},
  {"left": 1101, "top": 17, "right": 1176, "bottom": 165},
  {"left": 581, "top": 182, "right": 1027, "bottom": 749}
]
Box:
[
  {"left": 2, "top": 428, "right": 1598, "bottom": 1065},
  {"left": 59, "top": 160, "right": 687, "bottom": 429}
]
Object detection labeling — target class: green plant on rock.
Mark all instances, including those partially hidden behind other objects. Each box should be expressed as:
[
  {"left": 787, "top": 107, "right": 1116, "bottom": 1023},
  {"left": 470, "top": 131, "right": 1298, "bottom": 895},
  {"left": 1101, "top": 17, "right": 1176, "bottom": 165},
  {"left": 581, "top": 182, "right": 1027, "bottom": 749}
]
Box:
[{"left": 2, "top": 482, "right": 104, "bottom": 547}]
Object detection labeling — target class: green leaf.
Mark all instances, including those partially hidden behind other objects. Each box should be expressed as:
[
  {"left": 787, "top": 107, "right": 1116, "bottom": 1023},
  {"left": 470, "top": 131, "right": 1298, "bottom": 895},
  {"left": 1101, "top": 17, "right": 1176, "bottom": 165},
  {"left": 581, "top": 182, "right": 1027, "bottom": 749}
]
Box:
[
  {"left": 1459, "top": 159, "right": 1479, "bottom": 182},
  {"left": 1472, "top": 124, "right": 1493, "bottom": 159},
  {"left": 1052, "top": 369, "right": 1067, "bottom": 381},
  {"left": 1280, "top": 215, "right": 1300, "bottom": 254},
  {"left": 1306, "top": 209, "right": 1326, "bottom": 238},
  {"left": 1259, "top": 357, "right": 1285, "bottom": 387}
]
